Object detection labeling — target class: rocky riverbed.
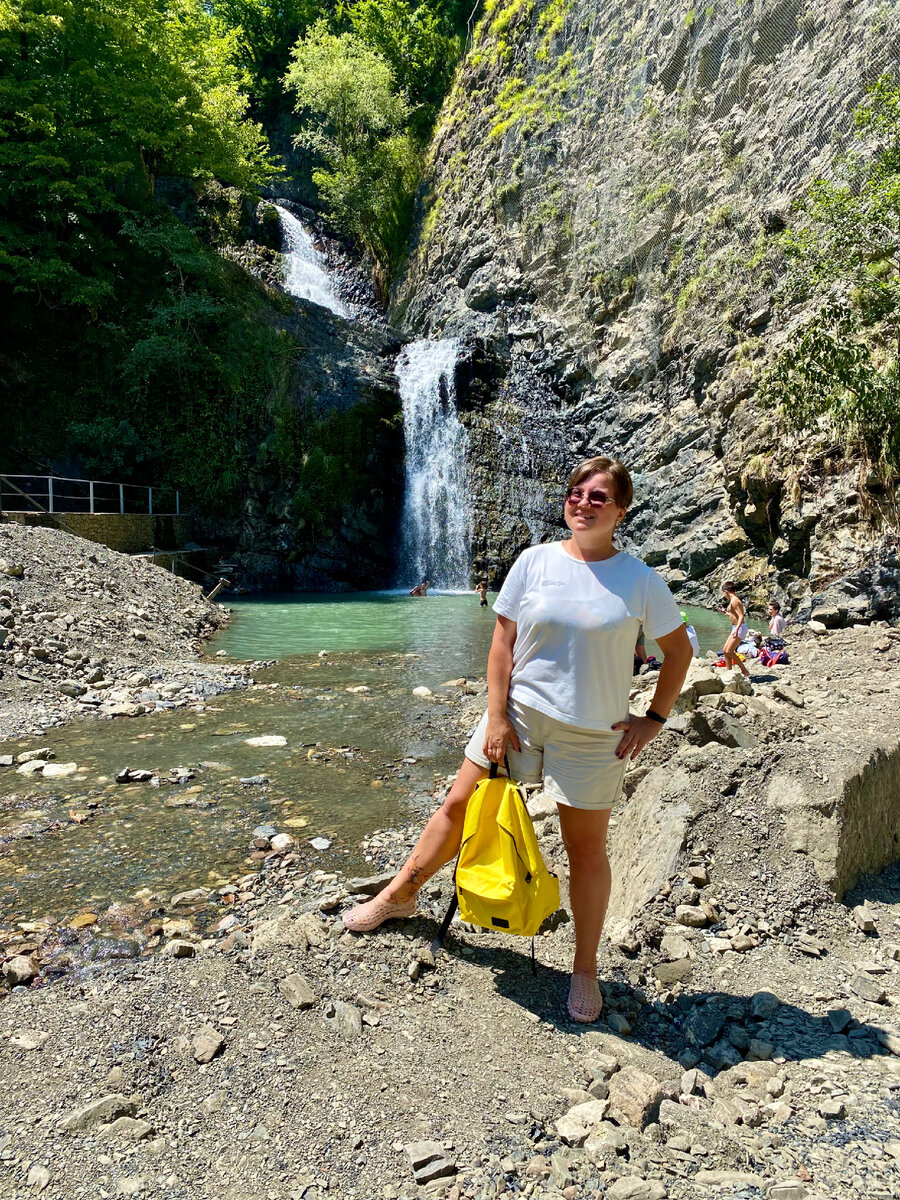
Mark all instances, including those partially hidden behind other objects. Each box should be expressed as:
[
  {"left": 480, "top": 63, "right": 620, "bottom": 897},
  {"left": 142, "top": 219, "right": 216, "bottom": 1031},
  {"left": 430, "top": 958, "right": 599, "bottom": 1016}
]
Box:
[
  {"left": 0, "top": 524, "right": 257, "bottom": 740},
  {"left": 1, "top": 615, "right": 900, "bottom": 1199}
]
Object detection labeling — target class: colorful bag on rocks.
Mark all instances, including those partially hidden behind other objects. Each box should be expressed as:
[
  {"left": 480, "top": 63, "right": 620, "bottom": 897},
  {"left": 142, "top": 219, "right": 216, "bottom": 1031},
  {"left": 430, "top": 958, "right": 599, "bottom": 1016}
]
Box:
[{"left": 434, "top": 759, "right": 560, "bottom": 952}]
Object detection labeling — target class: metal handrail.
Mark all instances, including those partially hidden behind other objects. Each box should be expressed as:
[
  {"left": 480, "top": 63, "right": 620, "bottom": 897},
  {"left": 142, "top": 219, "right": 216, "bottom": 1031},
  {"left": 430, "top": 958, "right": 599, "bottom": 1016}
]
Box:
[{"left": 0, "top": 474, "right": 180, "bottom": 516}]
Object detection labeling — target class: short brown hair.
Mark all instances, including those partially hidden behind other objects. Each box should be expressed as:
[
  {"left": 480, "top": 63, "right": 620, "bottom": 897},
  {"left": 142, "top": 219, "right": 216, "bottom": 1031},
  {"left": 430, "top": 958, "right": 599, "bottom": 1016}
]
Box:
[
  {"left": 566, "top": 457, "right": 633, "bottom": 508},
  {"left": 723, "top": 580, "right": 738, "bottom": 593}
]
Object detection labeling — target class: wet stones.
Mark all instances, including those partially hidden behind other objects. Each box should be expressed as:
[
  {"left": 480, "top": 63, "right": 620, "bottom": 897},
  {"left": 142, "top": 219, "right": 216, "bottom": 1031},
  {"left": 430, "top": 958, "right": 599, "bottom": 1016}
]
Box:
[{"left": 115, "top": 768, "right": 155, "bottom": 784}]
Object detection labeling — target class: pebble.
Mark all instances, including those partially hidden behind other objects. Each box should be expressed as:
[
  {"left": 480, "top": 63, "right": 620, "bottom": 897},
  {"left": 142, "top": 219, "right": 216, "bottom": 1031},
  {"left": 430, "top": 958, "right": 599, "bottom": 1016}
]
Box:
[
  {"left": 279, "top": 973, "right": 318, "bottom": 1009},
  {"left": 26, "top": 1165, "right": 51, "bottom": 1192},
  {"left": 191, "top": 1026, "right": 225, "bottom": 1064}
]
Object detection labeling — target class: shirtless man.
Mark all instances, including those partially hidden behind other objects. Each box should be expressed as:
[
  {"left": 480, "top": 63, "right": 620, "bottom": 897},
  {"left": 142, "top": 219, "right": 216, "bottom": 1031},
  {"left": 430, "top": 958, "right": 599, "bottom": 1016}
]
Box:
[{"left": 719, "top": 581, "right": 751, "bottom": 677}]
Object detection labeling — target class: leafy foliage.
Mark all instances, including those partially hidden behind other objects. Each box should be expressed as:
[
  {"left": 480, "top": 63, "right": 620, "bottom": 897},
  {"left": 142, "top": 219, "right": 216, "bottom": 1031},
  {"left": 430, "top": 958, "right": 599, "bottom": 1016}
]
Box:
[
  {"left": 211, "top": 0, "right": 319, "bottom": 114},
  {"left": 0, "top": 0, "right": 289, "bottom": 506},
  {"left": 761, "top": 75, "right": 900, "bottom": 469},
  {"left": 284, "top": 0, "right": 465, "bottom": 283},
  {"left": 342, "top": 0, "right": 463, "bottom": 133}
]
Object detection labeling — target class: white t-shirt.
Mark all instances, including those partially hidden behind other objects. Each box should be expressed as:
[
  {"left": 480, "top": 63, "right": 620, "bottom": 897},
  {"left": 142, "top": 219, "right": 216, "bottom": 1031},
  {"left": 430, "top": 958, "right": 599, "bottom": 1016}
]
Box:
[
  {"left": 769, "top": 614, "right": 786, "bottom": 636},
  {"left": 493, "top": 541, "right": 683, "bottom": 730}
]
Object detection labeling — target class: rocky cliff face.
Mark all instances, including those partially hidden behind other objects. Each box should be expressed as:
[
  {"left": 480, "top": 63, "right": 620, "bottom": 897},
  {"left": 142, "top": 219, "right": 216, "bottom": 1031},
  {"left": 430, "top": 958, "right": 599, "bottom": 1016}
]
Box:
[
  {"left": 201, "top": 205, "right": 405, "bottom": 591},
  {"left": 393, "top": 0, "right": 900, "bottom": 619}
]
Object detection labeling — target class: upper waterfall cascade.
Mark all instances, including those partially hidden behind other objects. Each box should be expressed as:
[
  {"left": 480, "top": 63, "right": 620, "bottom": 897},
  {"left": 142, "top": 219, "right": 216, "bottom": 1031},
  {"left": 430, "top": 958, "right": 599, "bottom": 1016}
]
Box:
[
  {"left": 397, "top": 339, "right": 472, "bottom": 591},
  {"left": 275, "top": 204, "right": 349, "bottom": 318}
]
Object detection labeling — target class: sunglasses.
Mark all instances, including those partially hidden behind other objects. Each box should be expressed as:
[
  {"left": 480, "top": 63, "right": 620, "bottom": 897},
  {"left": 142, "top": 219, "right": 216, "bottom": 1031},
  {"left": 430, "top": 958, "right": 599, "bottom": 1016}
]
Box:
[{"left": 565, "top": 486, "right": 615, "bottom": 508}]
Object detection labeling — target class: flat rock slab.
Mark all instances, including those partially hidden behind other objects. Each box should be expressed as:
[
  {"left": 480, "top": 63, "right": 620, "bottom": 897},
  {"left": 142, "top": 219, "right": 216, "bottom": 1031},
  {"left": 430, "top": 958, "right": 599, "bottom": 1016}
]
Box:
[
  {"left": 556, "top": 1098, "right": 610, "bottom": 1145},
  {"left": 101, "top": 1117, "right": 154, "bottom": 1141},
  {"left": 405, "top": 1139, "right": 457, "bottom": 1184},
  {"left": 59, "top": 1094, "right": 137, "bottom": 1132},
  {"left": 26, "top": 1165, "right": 51, "bottom": 1192},
  {"left": 605, "top": 1178, "right": 667, "bottom": 1200},
  {"left": 695, "top": 1169, "right": 764, "bottom": 1187}
]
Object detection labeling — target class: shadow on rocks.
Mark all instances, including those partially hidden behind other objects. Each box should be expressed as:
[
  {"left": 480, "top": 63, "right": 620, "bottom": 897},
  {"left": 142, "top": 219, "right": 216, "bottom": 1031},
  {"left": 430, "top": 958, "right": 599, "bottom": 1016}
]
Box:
[{"left": 432, "top": 928, "right": 897, "bottom": 1076}]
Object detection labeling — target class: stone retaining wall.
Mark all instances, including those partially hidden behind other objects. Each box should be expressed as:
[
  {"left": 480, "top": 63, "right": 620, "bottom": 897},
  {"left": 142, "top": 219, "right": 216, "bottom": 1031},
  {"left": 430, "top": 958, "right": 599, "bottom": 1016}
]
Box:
[{"left": 1, "top": 512, "right": 193, "bottom": 553}]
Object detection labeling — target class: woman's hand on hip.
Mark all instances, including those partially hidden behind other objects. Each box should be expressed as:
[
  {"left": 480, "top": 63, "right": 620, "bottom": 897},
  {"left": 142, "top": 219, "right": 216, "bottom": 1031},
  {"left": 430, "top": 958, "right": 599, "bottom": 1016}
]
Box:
[
  {"left": 483, "top": 714, "right": 521, "bottom": 763},
  {"left": 611, "top": 714, "right": 663, "bottom": 761}
]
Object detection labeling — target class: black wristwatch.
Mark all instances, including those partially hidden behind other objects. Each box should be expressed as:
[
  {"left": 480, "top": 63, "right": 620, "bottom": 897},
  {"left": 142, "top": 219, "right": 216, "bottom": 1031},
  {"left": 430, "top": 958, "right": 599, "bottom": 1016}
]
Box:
[{"left": 646, "top": 709, "right": 667, "bottom": 724}]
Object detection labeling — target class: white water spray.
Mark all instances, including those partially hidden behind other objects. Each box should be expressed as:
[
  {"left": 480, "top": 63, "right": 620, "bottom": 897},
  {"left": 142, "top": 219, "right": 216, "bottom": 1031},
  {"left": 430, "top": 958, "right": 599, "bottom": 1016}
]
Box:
[
  {"left": 275, "top": 204, "right": 349, "bottom": 318},
  {"left": 397, "top": 339, "right": 472, "bottom": 590}
]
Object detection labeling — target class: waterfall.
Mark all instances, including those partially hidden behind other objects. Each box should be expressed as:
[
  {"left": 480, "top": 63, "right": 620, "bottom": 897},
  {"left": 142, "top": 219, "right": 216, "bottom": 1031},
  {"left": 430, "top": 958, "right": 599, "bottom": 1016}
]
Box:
[
  {"left": 275, "top": 204, "right": 349, "bottom": 318},
  {"left": 397, "top": 339, "right": 472, "bottom": 590}
]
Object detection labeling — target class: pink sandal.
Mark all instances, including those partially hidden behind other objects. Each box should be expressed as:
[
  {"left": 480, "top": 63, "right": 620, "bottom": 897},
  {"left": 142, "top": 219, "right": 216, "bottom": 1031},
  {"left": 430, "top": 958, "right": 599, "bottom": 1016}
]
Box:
[
  {"left": 342, "top": 893, "right": 417, "bottom": 933},
  {"left": 567, "top": 972, "right": 603, "bottom": 1023}
]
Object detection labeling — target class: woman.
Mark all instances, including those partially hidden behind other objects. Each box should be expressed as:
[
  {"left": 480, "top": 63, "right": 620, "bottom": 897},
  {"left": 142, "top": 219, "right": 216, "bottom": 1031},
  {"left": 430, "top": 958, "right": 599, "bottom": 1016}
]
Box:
[{"left": 343, "top": 457, "right": 692, "bottom": 1023}]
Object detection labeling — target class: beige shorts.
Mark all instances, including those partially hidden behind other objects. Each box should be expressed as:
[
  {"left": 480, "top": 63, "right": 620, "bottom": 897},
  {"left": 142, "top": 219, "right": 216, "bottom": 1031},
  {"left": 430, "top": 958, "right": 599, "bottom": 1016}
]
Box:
[{"left": 464, "top": 698, "right": 627, "bottom": 811}]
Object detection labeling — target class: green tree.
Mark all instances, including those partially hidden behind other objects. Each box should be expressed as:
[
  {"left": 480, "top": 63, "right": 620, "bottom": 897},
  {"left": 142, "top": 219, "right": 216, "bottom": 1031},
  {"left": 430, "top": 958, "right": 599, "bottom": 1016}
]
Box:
[
  {"left": 0, "top": 0, "right": 287, "bottom": 506},
  {"left": 761, "top": 75, "right": 900, "bottom": 468},
  {"left": 342, "top": 0, "right": 463, "bottom": 132},
  {"left": 211, "top": 0, "right": 318, "bottom": 114},
  {"left": 285, "top": 20, "right": 418, "bottom": 284},
  {"left": 0, "top": 0, "right": 274, "bottom": 309}
]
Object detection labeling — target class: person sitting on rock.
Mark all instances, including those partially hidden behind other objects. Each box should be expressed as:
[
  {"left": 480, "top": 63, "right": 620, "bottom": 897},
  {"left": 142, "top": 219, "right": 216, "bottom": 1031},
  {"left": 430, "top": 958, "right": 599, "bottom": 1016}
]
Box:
[
  {"left": 342, "top": 456, "right": 693, "bottom": 1024},
  {"left": 767, "top": 600, "right": 786, "bottom": 637},
  {"left": 718, "top": 581, "right": 751, "bottom": 678}
]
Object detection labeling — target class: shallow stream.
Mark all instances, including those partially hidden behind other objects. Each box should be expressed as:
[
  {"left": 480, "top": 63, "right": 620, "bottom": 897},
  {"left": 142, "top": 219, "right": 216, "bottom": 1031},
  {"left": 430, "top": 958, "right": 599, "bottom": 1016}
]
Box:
[{"left": 1, "top": 594, "right": 732, "bottom": 932}]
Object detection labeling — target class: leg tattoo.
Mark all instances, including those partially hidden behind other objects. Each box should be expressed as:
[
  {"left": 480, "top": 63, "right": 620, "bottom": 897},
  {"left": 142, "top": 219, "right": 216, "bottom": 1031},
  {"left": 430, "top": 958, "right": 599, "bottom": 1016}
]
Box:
[{"left": 405, "top": 855, "right": 435, "bottom": 891}]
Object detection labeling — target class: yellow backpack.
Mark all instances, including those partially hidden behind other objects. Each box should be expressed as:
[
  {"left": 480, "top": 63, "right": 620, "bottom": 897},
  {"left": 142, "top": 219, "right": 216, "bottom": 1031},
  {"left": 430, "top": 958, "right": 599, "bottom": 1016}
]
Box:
[{"left": 435, "top": 760, "right": 560, "bottom": 947}]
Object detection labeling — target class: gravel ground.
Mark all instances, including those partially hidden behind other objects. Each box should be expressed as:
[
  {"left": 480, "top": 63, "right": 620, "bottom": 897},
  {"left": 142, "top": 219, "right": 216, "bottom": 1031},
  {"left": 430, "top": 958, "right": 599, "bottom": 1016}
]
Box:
[
  {"left": 0, "top": 523, "right": 252, "bottom": 740},
  {"left": 1, "top": 522, "right": 899, "bottom": 1199}
]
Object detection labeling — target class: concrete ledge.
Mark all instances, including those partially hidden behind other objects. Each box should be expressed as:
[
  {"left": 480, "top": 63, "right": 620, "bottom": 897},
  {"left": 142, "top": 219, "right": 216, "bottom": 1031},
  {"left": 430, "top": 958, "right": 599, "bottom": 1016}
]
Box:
[{"left": 1, "top": 512, "right": 192, "bottom": 553}]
